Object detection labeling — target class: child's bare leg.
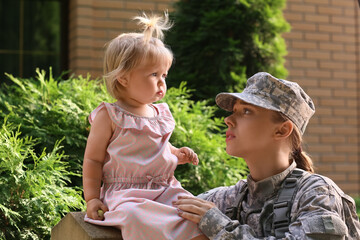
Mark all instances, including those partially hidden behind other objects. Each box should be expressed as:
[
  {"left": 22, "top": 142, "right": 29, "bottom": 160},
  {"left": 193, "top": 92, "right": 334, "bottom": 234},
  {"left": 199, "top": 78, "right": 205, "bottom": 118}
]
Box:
[{"left": 191, "top": 234, "right": 209, "bottom": 240}]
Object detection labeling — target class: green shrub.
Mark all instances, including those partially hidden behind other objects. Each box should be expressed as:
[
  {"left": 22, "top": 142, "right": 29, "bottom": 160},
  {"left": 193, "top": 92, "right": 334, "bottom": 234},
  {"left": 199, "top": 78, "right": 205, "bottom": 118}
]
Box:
[
  {"left": 0, "top": 68, "right": 113, "bottom": 187},
  {"left": 0, "top": 119, "right": 84, "bottom": 240},
  {"left": 166, "top": 0, "right": 290, "bottom": 100},
  {"left": 0, "top": 69, "right": 248, "bottom": 196}
]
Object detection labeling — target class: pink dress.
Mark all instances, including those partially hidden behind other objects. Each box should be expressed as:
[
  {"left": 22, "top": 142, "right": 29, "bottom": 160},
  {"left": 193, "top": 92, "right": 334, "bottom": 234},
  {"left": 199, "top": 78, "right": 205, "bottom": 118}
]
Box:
[{"left": 84, "top": 102, "right": 203, "bottom": 240}]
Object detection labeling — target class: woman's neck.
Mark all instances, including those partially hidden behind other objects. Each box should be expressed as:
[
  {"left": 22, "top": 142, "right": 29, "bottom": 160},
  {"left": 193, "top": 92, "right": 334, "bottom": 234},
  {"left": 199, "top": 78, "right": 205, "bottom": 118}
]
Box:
[{"left": 245, "top": 149, "right": 291, "bottom": 182}]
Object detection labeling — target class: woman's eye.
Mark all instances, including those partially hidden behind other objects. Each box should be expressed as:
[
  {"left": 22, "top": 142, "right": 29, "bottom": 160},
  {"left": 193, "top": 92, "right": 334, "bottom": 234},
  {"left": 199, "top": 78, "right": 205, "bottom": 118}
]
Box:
[{"left": 243, "top": 108, "right": 251, "bottom": 114}]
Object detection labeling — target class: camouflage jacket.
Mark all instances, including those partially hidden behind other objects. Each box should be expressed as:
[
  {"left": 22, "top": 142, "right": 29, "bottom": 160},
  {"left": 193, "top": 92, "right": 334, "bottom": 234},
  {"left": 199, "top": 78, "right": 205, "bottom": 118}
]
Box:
[{"left": 198, "top": 161, "right": 360, "bottom": 239}]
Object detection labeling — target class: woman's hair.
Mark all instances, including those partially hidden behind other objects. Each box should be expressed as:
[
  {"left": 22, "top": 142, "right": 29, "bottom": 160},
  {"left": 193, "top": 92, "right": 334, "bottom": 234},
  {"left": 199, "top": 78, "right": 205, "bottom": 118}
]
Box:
[
  {"left": 272, "top": 112, "right": 315, "bottom": 173},
  {"left": 103, "top": 12, "right": 173, "bottom": 100}
]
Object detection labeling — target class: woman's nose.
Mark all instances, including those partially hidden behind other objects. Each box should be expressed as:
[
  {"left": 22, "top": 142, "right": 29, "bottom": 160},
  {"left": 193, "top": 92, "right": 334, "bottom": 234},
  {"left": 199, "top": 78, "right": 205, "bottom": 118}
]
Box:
[{"left": 224, "top": 115, "right": 233, "bottom": 127}]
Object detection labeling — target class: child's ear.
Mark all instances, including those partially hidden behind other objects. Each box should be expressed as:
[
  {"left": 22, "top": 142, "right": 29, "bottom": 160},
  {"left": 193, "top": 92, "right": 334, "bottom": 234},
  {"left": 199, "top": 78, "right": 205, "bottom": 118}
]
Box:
[
  {"left": 274, "top": 120, "right": 293, "bottom": 140},
  {"left": 117, "top": 76, "right": 128, "bottom": 87}
]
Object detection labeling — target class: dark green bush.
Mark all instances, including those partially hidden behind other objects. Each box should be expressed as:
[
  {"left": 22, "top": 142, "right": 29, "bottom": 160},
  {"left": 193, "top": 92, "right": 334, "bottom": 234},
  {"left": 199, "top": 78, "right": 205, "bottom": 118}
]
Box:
[
  {"left": 0, "top": 119, "right": 84, "bottom": 240},
  {"left": 0, "top": 69, "right": 114, "bottom": 187},
  {"left": 0, "top": 69, "right": 248, "bottom": 196},
  {"left": 166, "top": 0, "right": 290, "bottom": 100}
]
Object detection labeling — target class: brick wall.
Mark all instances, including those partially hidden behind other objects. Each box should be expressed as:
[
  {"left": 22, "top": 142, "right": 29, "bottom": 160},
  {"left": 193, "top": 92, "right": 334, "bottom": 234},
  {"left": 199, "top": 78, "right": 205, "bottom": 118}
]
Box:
[
  {"left": 283, "top": 0, "right": 360, "bottom": 196},
  {"left": 68, "top": 0, "right": 360, "bottom": 195}
]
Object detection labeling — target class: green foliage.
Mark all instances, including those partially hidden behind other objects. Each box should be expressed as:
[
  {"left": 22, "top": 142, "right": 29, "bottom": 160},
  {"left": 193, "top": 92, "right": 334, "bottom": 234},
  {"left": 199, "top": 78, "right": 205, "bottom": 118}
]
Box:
[
  {"left": 0, "top": 119, "right": 85, "bottom": 240},
  {"left": 166, "top": 0, "right": 290, "bottom": 100},
  {"left": 0, "top": 68, "right": 114, "bottom": 186},
  {"left": 355, "top": 197, "right": 360, "bottom": 217}
]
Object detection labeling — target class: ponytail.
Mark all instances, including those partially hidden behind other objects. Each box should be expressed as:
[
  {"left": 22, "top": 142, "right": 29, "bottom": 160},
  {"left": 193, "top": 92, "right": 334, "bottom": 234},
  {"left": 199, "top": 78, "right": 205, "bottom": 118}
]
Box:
[
  {"left": 134, "top": 12, "right": 173, "bottom": 44},
  {"left": 290, "top": 128, "right": 314, "bottom": 173},
  {"left": 273, "top": 112, "right": 314, "bottom": 173}
]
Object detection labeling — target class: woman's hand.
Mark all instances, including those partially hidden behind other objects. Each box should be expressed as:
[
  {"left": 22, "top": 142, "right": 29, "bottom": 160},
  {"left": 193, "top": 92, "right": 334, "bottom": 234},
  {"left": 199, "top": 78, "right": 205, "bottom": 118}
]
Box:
[
  {"left": 86, "top": 198, "right": 109, "bottom": 220},
  {"left": 173, "top": 195, "right": 216, "bottom": 224},
  {"left": 176, "top": 147, "right": 199, "bottom": 165}
]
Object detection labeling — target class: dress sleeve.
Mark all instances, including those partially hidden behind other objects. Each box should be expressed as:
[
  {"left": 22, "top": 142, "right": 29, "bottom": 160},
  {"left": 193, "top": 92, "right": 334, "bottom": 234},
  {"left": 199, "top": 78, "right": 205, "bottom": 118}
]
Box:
[{"left": 198, "top": 175, "right": 360, "bottom": 239}]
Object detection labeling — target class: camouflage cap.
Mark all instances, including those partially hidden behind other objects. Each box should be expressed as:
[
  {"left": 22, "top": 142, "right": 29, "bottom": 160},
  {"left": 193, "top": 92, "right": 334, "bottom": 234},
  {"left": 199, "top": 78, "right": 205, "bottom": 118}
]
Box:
[{"left": 216, "top": 72, "right": 315, "bottom": 134}]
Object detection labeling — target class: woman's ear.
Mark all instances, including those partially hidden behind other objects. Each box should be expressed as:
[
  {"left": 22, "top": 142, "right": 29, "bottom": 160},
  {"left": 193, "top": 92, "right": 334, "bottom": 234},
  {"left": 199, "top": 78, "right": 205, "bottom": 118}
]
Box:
[
  {"left": 117, "top": 76, "right": 128, "bottom": 87},
  {"left": 274, "top": 120, "right": 293, "bottom": 140}
]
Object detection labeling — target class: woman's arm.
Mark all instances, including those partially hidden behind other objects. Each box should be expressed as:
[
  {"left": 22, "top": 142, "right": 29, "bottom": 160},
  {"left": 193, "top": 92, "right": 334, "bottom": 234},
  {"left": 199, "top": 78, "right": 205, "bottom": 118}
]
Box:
[
  {"left": 83, "top": 107, "right": 112, "bottom": 220},
  {"left": 174, "top": 176, "right": 359, "bottom": 239}
]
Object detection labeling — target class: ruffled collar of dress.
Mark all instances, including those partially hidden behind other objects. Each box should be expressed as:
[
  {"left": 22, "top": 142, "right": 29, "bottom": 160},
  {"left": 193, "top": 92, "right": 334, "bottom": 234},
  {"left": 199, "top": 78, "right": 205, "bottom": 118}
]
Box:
[{"left": 103, "top": 102, "right": 175, "bottom": 136}]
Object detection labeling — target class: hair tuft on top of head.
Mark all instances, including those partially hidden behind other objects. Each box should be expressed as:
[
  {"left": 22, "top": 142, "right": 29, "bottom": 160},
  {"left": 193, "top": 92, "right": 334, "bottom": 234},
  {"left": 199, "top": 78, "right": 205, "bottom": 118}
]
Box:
[{"left": 134, "top": 11, "right": 173, "bottom": 43}]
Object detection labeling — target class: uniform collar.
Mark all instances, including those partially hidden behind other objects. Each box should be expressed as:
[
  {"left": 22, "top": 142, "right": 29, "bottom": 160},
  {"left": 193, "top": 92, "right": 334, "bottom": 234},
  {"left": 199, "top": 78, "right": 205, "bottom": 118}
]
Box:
[{"left": 247, "top": 161, "right": 297, "bottom": 200}]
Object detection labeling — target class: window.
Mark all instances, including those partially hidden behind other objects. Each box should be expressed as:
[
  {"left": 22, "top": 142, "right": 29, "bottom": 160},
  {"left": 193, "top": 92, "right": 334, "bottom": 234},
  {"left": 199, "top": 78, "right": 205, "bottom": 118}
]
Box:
[{"left": 0, "top": 0, "right": 68, "bottom": 83}]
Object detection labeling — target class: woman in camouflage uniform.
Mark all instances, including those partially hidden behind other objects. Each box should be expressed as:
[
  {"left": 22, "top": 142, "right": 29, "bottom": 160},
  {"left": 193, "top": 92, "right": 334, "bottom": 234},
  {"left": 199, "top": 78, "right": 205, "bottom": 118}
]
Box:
[{"left": 173, "top": 72, "right": 360, "bottom": 239}]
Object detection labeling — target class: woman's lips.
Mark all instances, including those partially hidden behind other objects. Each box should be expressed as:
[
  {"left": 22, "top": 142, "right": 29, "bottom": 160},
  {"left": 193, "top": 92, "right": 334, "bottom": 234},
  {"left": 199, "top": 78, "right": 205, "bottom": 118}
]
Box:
[{"left": 226, "top": 131, "right": 235, "bottom": 142}]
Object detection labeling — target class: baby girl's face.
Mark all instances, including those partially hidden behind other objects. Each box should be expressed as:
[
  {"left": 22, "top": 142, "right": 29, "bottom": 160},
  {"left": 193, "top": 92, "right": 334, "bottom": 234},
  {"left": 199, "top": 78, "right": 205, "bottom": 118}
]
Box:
[{"left": 122, "top": 58, "right": 171, "bottom": 105}]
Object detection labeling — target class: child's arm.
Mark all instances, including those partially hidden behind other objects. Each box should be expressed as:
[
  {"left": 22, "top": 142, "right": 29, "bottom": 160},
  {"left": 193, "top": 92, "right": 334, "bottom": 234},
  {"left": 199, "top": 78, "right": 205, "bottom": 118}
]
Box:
[
  {"left": 169, "top": 143, "right": 199, "bottom": 165},
  {"left": 83, "top": 107, "right": 112, "bottom": 220}
]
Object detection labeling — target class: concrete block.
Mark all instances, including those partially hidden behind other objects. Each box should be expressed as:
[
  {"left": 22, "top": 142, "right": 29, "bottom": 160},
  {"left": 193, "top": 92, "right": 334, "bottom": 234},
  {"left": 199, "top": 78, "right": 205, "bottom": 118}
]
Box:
[{"left": 51, "top": 212, "right": 122, "bottom": 240}]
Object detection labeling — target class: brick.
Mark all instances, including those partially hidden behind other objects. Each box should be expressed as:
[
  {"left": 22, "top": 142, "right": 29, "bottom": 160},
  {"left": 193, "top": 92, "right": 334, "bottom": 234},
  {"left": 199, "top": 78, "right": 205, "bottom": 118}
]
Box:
[
  {"left": 305, "top": 14, "right": 330, "bottom": 23},
  {"left": 157, "top": 3, "right": 175, "bottom": 11},
  {"left": 109, "top": 10, "right": 138, "bottom": 19},
  {"left": 319, "top": 42, "right": 344, "bottom": 51},
  {"left": 333, "top": 89, "right": 357, "bottom": 98},
  {"left": 334, "top": 71, "right": 357, "bottom": 80},
  {"left": 125, "top": 1, "right": 156, "bottom": 10},
  {"left": 307, "top": 126, "right": 333, "bottom": 134},
  {"left": 320, "top": 117, "right": 345, "bottom": 124},
  {"left": 319, "top": 98, "right": 345, "bottom": 106},
  {"left": 334, "top": 126, "right": 358, "bottom": 135},
  {"left": 284, "top": 12, "right": 304, "bottom": 21},
  {"left": 287, "top": 50, "right": 305, "bottom": 58},
  {"left": 305, "top": 32, "right": 330, "bottom": 41},
  {"left": 291, "top": 23, "right": 317, "bottom": 32},
  {"left": 308, "top": 144, "right": 333, "bottom": 153},
  {"left": 331, "top": 16, "right": 356, "bottom": 25},
  {"left": 304, "top": 0, "right": 330, "bottom": 4},
  {"left": 289, "top": 4, "right": 316, "bottom": 13},
  {"left": 283, "top": 31, "right": 304, "bottom": 40},
  {"left": 320, "top": 136, "right": 346, "bottom": 144},
  {"left": 292, "top": 59, "right": 317, "bottom": 68},
  {"left": 319, "top": 61, "right": 345, "bottom": 70},
  {"left": 332, "top": 35, "right": 356, "bottom": 43},
  {"left": 318, "top": 6, "right": 343, "bottom": 15},
  {"left": 305, "top": 70, "right": 332, "bottom": 78},
  {"left": 318, "top": 24, "right": 343, "bottom": 33},
  {"left": 92, "top": 0, "right": 124, "bottom": 9},
  {"left": 332, "top": 52, "right": 356, "bottom": 61}
]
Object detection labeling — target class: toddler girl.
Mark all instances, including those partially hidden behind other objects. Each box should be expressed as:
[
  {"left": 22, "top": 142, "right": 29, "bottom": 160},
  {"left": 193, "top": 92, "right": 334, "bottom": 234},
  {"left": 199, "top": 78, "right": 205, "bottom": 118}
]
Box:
[{"left": 83, "top": 13, "right": 206, "bottom": 240}]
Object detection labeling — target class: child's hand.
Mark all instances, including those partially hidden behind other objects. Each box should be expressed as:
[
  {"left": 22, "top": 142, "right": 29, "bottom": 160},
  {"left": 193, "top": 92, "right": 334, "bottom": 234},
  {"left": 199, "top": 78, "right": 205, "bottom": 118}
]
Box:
[
  {"left": 177, "top": 147, "right": 199, "bottom": 165},
  {"left": 86, "top": 198, "right": 109, "bottom": 220}
]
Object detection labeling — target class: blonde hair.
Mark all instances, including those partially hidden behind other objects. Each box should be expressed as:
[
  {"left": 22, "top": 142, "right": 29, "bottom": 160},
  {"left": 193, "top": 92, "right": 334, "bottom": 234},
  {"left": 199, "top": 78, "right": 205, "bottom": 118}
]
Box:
[
  {"left": 273, "top": 112, "right": 315, "bottom": 173},
  {"left": 103, "top": 12, "right": 173, "bottom": 100}
]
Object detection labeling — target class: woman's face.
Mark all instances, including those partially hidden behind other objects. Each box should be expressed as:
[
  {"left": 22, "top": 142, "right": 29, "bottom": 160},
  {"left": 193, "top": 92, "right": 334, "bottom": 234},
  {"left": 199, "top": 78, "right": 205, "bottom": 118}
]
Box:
[{"left": 224, "top": 100, "right": 281, "bottom": 158}]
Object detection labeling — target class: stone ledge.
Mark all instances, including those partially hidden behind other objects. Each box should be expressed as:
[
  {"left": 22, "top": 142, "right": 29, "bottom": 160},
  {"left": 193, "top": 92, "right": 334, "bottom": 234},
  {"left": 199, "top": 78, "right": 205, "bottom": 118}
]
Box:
[{"left": 51, "top": 212, "right": 122, "bottom": 240}]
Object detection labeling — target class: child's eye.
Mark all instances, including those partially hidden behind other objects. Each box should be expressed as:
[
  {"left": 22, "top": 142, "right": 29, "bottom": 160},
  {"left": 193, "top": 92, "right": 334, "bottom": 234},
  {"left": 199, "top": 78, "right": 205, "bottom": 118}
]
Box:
[
  {"left": 152, "top": 73, "right": 157, "bottom": 77},
  {"left": 162, "top": 74, "right": 167, "bottom": 79}
]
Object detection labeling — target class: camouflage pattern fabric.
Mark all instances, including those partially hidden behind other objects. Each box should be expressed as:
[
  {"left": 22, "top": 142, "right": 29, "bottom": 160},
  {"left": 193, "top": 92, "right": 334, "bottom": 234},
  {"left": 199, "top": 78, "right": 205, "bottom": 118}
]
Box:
[
  {"left": 197, "top": 161, "right": 360, "bottom": 239},
  {"left": 216, "top": 72, "right": 315, "bottom": 134}
]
